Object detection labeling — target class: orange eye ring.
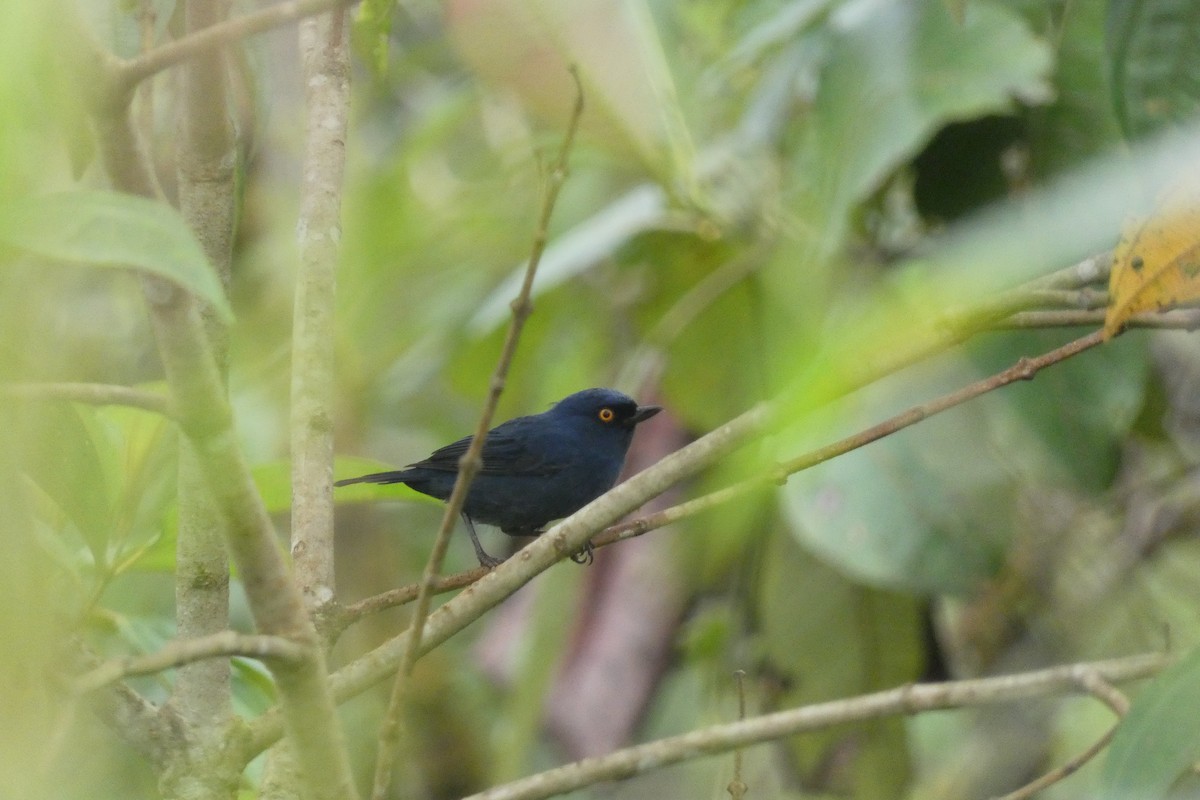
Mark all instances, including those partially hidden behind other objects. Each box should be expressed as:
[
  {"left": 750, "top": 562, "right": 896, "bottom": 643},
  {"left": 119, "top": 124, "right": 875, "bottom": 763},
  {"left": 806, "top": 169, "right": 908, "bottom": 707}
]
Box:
[{"left": 598, "top": 407, "right": 615, "bottom": 423}]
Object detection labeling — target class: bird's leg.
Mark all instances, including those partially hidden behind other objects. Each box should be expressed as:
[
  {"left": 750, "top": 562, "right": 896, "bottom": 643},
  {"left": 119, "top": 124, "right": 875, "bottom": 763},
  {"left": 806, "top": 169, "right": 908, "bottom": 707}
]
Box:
[{"left": 462, "top": 513, "right": 504, "bottom": 569}]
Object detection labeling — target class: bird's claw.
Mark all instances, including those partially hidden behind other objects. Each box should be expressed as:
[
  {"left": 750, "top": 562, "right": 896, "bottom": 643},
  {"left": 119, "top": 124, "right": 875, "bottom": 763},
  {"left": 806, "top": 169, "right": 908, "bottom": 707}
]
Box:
[
  {"left": 570, "top": 542, "right": 594, "bottom": 565},
  {"left": 477, "top": 552, "right": 506, "bottom": 569}
]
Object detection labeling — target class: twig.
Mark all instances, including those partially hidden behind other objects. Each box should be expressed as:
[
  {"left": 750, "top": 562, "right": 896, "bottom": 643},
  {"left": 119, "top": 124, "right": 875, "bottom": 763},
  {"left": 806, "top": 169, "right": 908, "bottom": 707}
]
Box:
[
  {"left": 989, "top": 725, "right": 1119, "bottom": 800},
  {"left": 613, "top": 328, "right": 1103, "bottom": 534},
  {"left": 1002, "top": 308, "right": 1200, "bottom": 330},
  {"left": 461, "top": 653, "right": 1168, "bottom": 800},
  {"left": 1074, "top": 668, "right": 1131, "bottom": 716},
  {"left": 727, "top": 670, "right": 748, "bottom": 800},
  {"left": 369, "top": 67, "right": 586, "bottom": 800},
  {"left": 329, "top": 567, "right": 488, "bottom": 640},
  {"left": 987, "top": 669, "right": 1132, "bottom": 800},
  {"left": 0, "top": 382, "right": 172, "bottom": 417},
  {"left": 76, "top": 632, "right": 306, "bottom": 693},
  {"left": 117, "top": 0, "right": 358, "bottom": 91}
]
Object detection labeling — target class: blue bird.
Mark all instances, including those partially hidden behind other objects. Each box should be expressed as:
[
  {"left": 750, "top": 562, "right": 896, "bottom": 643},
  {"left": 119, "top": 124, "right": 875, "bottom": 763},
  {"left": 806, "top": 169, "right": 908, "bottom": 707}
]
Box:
[{"left": 335, "top": 388, "right": 662, "bottom": 567}]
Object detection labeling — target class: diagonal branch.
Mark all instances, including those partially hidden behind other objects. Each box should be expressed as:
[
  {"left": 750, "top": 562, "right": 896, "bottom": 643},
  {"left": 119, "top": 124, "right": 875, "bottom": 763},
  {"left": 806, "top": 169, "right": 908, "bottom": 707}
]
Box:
[
  {"left": 331, "top": 328, "right": 1110, "bottom": 632},
  {"left": 462, "top": 653, "right": 1168, "bottom": 800},
  {"left": 246, "top": 398, "right": 772, "bottom": 758},
  {"left": 369, "top": 65, "right": 586, "bottom": 800},
  {"left": 117, "top": 0, "right": 358, "bottom": 92},
  {"left": 990, "top": 669, "right": 1133, "bottom": 800}
]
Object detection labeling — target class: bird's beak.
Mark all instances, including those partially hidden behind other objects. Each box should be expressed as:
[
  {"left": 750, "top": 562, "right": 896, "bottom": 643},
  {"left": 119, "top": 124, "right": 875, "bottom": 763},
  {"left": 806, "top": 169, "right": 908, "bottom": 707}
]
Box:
[{"left": 630, "top": 405, "right": 663, "bottom": 426}]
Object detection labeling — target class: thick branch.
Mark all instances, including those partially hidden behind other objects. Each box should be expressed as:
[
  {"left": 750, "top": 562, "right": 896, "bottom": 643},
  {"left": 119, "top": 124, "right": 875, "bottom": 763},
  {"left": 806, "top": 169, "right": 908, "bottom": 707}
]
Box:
[
  {"left": 291, "top": 4, "right": 349, "bottom": 616},
  {"left": 86, "top": 58, "right": 359, "bottom": 800},
  {"left": 147, "top": 282, "right": 359, "bottom": 800},
  {"left": 166, "top": 0, "right": 239, "bottom": 764}
]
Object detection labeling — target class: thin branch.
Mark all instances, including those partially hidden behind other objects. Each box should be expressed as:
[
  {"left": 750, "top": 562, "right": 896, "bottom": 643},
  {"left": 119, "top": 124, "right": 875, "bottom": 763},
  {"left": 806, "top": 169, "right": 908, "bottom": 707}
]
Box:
[
  {"left": 0, "top": 382, "right": 172, "bottom": 417},
  {"left": 1075, "top": 669, "right": 1131, "bottom": 716},
  {"left": 334, "top": 328, "right": 1109, "bottom": 631},
  {"left": 462, "top": 653, "right": 1168, "bottom": 800},
  {"left": 370, "top": 66, "right": 587, "bottom": 800},
  {"left": 988, "top": 669, "right": 1133, "bottom": 800},
  {"left": 727, "top": 671, "right": 748, "bottom": 800},
  {"left": 990, "top": 725, "right": 1118, "bottom": 800},
  {"left": 1002, "top": 308, "right": 1200, "bottom": 329},
  {"left": 329, "top": 567, "right": 488, "bottom": 640},
  {"left": 77, "top": 632, "right": 306, "bottom": 693},
  {"left": 117, "top": 0, "right": 358, "bottom": 91},
  {"left": 77, "top": 661, "right": 179, "bottom": 768},
  {"left": 261, "top": 8, "right": 353, "bottom": 793}
]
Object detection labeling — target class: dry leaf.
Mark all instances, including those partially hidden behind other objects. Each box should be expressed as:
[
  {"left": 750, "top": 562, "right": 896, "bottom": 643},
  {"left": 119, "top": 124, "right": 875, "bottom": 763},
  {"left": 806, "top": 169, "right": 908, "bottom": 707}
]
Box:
[{"left": 1105, "top": 172, "right": 1200, "bottom": 339}]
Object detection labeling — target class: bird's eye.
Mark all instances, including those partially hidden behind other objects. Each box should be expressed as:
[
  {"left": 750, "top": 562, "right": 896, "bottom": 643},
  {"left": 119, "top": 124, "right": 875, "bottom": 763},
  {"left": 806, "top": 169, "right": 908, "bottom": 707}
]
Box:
[{"left": 598, "top": 407, "right": 615, "bottom": 423}]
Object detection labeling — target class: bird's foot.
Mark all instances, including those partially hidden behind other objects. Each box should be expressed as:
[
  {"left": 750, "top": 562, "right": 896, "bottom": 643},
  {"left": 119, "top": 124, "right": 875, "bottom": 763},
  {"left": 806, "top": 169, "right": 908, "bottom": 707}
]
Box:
[
  {"left": 570, "top": 542, "right": 594, "bottom": 566},
  {"left": 476, "top": 551, "right": 506, "bottom": 569}
]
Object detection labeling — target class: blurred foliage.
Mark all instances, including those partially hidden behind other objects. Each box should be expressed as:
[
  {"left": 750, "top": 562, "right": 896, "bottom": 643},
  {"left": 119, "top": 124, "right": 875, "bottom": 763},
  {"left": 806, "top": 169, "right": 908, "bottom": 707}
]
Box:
[{"left": 3, "top": 0, "right": 1200, "bottom": 798}]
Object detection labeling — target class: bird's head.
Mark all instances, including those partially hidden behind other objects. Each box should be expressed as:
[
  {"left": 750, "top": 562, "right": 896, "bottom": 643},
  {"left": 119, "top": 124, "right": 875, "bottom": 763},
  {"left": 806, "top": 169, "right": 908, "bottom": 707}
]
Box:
[{"left": 552, "top": 388, "right": 662, "bottom": 430}]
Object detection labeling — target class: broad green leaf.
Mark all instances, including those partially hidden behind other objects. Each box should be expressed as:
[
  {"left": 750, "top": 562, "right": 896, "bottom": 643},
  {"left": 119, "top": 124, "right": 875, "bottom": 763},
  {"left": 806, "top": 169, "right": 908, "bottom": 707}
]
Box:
[
  {"left": 779, "top": 350, "right": 1026, "bottom": 593},
  {"left": 232, "top": 657, "right": 278, "bottom": 717},
  {"left": 17, "top": 403, "right": 113, "bottom": 569},
  {"left": 966, "top": 330, "right": 1146, "bottom": 492},
  {"left": 449, "top": 0, "right": 697, "bottom": 186},
  {"left": 792, "top": 0, "right": 1052, "bottom": 259},
  {"left": 1107, "top": 0, "right": 1200, "bottom": 140},
  {"left": 1023, "top": 0, "right": 1123, "bottom": 170},
  {"left": 0, "top": 191, "right": 233, "bottom": 321},
  {"left": 1099, "top": 644, "right": 1200, "bottom": 800}
]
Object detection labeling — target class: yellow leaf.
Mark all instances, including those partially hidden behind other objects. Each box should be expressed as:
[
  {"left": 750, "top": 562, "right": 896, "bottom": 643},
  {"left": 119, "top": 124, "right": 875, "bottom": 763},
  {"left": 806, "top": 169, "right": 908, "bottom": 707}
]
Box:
[{"left": 1105, "top": 173, "right": 1200, "bottom": 339}]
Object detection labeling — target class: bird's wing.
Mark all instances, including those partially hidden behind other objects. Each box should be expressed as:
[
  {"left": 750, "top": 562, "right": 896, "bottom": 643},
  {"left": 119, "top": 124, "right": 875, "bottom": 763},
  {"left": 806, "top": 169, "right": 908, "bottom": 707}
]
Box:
[{"left": 408, "top": 424, "right": 566, "bottom": 477}]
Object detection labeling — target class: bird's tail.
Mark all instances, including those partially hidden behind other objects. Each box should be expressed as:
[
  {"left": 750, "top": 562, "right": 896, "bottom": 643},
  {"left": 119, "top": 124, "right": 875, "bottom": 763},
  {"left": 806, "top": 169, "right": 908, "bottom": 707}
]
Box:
[{"left": 333, "top": 470, "right": 411, "bottom": 487}]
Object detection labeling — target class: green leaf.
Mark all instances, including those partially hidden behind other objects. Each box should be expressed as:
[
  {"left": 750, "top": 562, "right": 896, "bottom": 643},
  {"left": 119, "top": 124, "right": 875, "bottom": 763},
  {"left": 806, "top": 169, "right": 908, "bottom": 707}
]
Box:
[
  {"left": 1107, "top": 0, "right": 1200, "bottom": 140},
  {"left": 17, "top": 403, "right": 113, "bottom": 569},
  {"left": 966, "top": 330, "right": 1147, "bottom": 492},
  {"left": 757, "top": 533, "right": 921, "bottom": 798},
  {"left": 779, "top": 350, "right": 1025, "bottom": 593},
  {"left": 0, "top": 191, "right": 233, "bottom": 321},
  {"left": 795, "top": 0, "right": 1052, "bottom": 257},
  {"left": 232, "top": 657, "right": 277, "bottom": 717},
  {"left": 352, "top": 0, "right": 395, "bottom": 76},
  {"left": 1100, "top": 644, "right": 1200, "bottom": 800}
]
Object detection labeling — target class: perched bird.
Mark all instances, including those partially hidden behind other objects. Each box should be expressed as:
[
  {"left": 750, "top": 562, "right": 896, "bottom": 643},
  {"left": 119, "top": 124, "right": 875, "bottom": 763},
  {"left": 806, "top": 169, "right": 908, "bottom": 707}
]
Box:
[{"left": 335, "top": 388, "right": 662, "bottom": 567}]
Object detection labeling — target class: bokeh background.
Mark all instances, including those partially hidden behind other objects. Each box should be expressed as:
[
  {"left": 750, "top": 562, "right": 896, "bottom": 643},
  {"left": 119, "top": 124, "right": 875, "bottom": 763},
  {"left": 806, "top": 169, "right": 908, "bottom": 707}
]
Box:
[{"left": 2, "top": 0, "right": 1200, "bottom": 797}]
